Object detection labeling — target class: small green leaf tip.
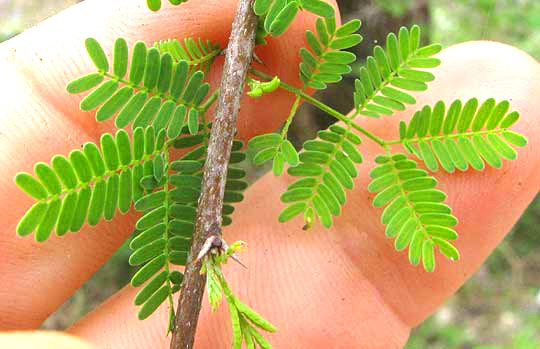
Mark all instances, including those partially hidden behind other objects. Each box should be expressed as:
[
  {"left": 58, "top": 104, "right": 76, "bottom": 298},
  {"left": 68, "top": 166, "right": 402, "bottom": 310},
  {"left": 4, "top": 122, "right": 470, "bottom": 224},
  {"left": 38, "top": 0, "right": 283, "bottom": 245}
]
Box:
[{"left": 147, "top": 0, "right": 161, "bottom": 11}]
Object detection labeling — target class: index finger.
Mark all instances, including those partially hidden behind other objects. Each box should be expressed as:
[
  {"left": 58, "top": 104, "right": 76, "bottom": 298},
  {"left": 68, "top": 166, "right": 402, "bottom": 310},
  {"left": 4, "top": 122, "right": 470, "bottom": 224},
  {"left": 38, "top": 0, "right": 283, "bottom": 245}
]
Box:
[{"left": 0, "top": 0, "right": 337, "bottom": 329}]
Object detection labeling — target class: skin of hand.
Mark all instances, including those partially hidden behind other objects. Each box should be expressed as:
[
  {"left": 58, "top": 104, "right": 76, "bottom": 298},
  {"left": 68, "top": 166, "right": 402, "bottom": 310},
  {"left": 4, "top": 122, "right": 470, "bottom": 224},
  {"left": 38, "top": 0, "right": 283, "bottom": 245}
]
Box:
[{"left": 1, "top": 0, "right": 539, "bottom": 348}]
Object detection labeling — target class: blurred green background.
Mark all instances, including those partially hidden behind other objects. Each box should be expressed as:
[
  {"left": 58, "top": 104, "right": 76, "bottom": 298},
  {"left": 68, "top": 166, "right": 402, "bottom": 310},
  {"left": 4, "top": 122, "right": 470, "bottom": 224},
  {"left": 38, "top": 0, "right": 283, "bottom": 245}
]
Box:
[{"left": 1, "top": 0, "right": 539, "bottom": 347}]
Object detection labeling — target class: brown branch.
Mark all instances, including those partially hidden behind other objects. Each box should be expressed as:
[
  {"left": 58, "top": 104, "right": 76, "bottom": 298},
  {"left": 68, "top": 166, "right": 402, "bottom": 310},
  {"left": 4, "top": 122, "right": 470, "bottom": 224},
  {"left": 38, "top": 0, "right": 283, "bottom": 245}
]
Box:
[{"left": 170, "top": 0, "right": 258, "bottom": 348}]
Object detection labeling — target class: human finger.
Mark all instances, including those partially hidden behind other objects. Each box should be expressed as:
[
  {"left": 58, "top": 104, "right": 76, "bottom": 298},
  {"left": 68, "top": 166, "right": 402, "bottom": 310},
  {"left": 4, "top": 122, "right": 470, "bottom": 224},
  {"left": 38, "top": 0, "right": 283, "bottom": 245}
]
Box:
[{"left": 0, "top": 331, "right": 94, "bottom": 349}]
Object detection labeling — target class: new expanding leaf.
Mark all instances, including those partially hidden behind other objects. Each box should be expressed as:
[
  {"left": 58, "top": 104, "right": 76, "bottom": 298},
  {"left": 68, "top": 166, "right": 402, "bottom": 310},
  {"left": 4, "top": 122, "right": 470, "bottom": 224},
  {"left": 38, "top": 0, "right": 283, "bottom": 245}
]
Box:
[{"left": 203, "top": 244, "right": 276, "bottom": 349}]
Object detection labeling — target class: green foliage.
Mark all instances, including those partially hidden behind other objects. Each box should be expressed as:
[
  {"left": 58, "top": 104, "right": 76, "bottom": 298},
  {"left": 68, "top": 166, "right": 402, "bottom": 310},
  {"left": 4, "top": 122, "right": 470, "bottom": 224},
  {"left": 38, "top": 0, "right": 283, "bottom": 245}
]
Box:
[
  {"left": 147, "top": 0, "right": 188, "bottom": 12},
  {"left": 300, "top": 17, "right": 362, "bottom": 89},
  {"left": 203, "top": 242, "right": 276, "bottom": 348},
  {"left": 154, "top": 38, "right": 220, "bottom": 73},
  {"left": 15, "top": 127, "right": 165, "bottom": 241},
  {"left": 128, "top": 126, "right": 247, "bottom": 324},
  {"left": 67, "top": 38, "right": 215, "bottom": 131},
  {"left": 354, "top": 25, "right": 441, "bottom": 118},
  {"left": 254, "top": 0, "right": 335, "bottom": 37},
  {"left": 249, "top": 133, "right": 299, "bottom": 177},
  {"left": 369, "top": 153, "right": 459, "bottom": 272},
  {"left": 279, "top": 124, "right": 363, "bottom": 229},
  {"left": 12, "top": 0, "right": 533, "bottom": 341},
  {"left": 398, "top": 98, "right": 527, "bottom": 172}
]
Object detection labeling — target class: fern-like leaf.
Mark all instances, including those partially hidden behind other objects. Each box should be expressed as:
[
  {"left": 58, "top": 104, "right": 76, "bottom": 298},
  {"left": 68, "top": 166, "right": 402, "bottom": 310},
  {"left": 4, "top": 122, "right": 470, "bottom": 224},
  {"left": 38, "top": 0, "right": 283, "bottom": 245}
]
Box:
[
  {"left": 353, "top": 25, "right": 441, "bottom": 118},
  {"left": 15, "top": 127, "right": 165, "bottom": 241},
  {"left": 369, "top": 153, "right": 460, "bottom": 272},
  {"left": 398, "top": 98, "right": 528, "bottom": 173},
  {"left": 154, "top": 38, "right": 220, "bottom": 73},
  {"left": 299, "top": 17, "right": 362, "bottom": 89},
  {"left": 67, "top": 38, "right": 216, "bottom": 133},
  {"left": 279, "top": 124, "right": 363, "bottom": 229},
  {"left": 128, "top": 127, "right": 248, "bottom": 324}
]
